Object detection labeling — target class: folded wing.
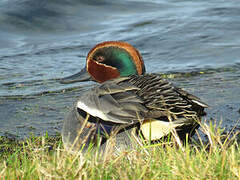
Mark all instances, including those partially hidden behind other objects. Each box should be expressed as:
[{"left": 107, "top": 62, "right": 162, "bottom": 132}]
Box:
[{"left": 76, "top": 77, "right": 148, "bottom": 124}]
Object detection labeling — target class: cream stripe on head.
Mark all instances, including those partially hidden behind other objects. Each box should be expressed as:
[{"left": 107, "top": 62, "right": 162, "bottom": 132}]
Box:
[{"left": 87, "top": 41, "right": 145, "bottom": 75}]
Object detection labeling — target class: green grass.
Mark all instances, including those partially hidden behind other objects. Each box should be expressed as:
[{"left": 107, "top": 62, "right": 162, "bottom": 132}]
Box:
[{"left": 0, "top": 123, "right": 239, "bottom": 179}]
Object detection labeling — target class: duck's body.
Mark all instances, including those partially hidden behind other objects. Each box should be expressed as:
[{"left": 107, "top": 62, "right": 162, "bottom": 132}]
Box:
[{"left": 61, "top": 41, "right": 208, "bottom": 152}]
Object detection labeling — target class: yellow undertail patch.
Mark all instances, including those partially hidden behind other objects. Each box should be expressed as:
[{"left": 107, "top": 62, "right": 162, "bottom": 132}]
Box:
[{"left": 140, "top": 119, "right": 182, "bottom": 141}]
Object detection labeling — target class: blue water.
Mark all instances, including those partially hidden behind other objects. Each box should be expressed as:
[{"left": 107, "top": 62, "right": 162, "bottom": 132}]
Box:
[{"left": 0, "top": 0, "right": 240, "bottom": 138}]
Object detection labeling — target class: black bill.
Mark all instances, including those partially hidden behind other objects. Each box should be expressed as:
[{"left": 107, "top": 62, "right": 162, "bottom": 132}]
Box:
[{"left": 60, "top": 67, "right": 92, "bottom": 84}]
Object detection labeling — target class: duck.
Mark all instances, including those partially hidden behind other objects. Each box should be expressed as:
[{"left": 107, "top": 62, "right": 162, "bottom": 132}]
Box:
[{"left": 61, "top": 41, "right": 208, "bottom": 152}]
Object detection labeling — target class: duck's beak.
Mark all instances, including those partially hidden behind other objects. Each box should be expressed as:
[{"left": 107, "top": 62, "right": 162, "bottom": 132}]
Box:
[{"left": 60, "top": 67, "right": 92, "bottom": 84}]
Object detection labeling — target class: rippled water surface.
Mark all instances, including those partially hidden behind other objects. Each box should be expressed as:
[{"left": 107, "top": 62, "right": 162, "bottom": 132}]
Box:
[{"left": 0, "top": 0, "right": 240, "bottom": 138}]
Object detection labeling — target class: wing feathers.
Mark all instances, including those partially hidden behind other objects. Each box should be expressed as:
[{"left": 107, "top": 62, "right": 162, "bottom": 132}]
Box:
[
  {"left": 77, "top": 78, "right": 147, "bottom": 124},
  {"left": 77, "top": 74, "right": 208, "bottom": 127}
]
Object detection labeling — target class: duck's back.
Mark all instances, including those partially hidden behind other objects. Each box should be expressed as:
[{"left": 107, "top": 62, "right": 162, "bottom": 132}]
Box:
[
  {"left": 127, "top": 74, "right": 208, "bottom": 121},
  {"left": 121, "top": 74, "right": 208, "bottom": 139}
]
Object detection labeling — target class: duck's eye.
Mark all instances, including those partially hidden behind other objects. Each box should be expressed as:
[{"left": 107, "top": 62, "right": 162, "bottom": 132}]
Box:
[{"left": 96, "top": 55, "right": 105, "bottom": 62}]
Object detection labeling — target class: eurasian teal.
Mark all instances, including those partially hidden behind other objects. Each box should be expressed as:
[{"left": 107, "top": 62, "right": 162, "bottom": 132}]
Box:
[{"left": 61, "top": 41, "right": 208, "bottom": 152}]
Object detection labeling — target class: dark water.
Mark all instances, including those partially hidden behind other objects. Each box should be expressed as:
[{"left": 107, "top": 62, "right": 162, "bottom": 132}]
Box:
[{"left": 0, "top": 0, "right": 240, "bottom": 138}]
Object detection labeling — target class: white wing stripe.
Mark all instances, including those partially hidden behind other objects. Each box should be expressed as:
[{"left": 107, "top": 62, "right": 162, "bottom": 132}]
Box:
[{"left": 77, "top": 101, "right": 109, "bottom": 121}]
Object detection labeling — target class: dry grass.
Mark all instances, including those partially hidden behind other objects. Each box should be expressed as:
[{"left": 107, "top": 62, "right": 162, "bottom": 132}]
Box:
[{"left": 0, "top": 122, "right": 240, "bottom": 179}]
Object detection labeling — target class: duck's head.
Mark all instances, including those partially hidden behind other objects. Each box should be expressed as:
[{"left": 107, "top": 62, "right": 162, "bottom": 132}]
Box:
[{"left": 61, "top": 41, "right": 145, "bottom": 83}]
